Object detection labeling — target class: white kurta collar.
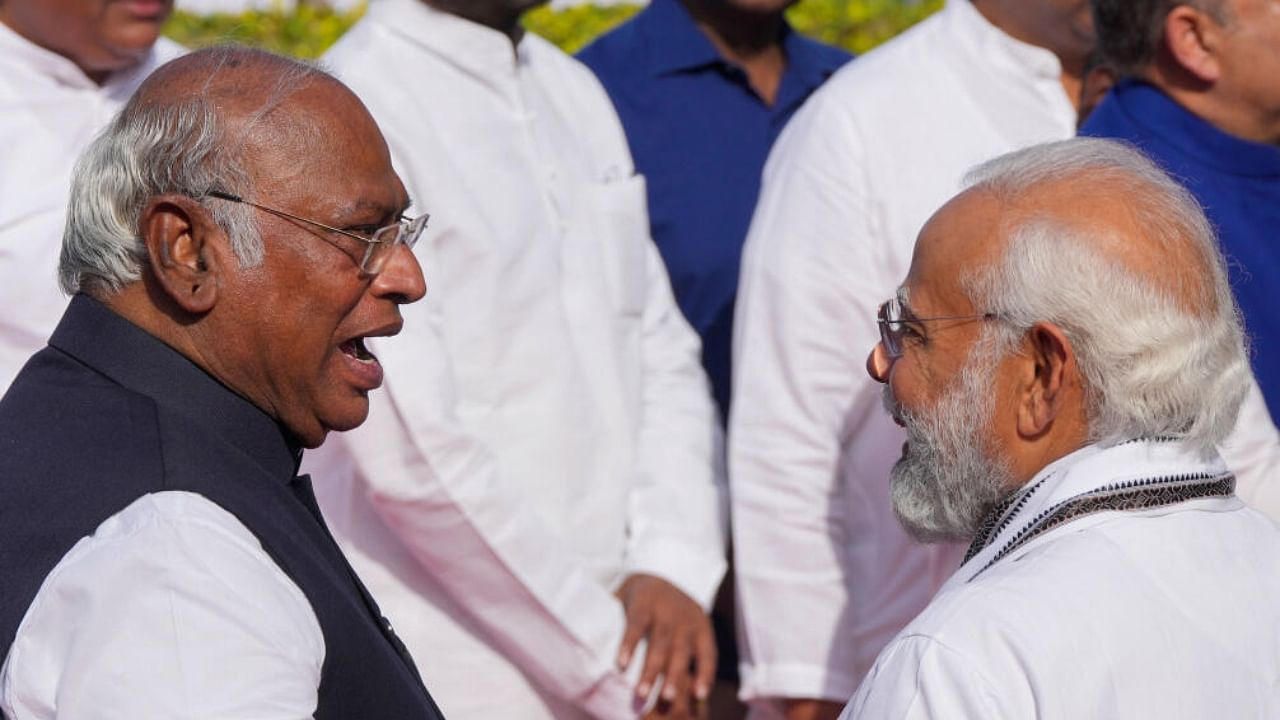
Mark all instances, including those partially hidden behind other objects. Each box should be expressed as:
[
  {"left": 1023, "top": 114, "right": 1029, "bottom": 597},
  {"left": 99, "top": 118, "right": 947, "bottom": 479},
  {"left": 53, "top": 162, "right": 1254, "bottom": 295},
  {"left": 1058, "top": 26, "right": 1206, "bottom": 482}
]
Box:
[
  {"left": 960, "top": 439, "right": 1233, "bottom": 579},
  {"left": 946, "top": 0, "right": 1063, "bottom": 82},
  {"left": 366, "top": 0, "right": 532, "bottom": 85}
]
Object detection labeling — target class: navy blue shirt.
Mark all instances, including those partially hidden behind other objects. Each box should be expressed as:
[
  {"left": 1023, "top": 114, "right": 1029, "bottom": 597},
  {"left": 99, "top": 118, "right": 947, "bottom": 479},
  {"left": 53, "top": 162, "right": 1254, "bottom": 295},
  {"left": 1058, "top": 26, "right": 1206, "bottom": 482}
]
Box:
[
  {"left": 579, "top": 0, "right": 850, "bottom": 420},
  {"left": 1082, "top": 80, "right": 1280, "bottom": 419}
]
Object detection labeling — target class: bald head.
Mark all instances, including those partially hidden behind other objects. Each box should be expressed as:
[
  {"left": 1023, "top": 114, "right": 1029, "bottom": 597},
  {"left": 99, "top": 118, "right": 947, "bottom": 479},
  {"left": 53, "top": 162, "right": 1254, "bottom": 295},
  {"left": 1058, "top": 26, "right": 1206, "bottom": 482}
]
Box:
[
  {"left": 60, "top": 46, "right": 365, "bottom": 295},
  {"left": 965, "top": 155, "right": 1222, "bottom": 318},
  {"left": 60, "top": 45, "right": 423, "bottom": 447},
  {"left": 867, "top": 138, "right": 1248, "bottom": 539},
  {"left": 954, "top": 138, "right": 1248, "bottom": 454}
]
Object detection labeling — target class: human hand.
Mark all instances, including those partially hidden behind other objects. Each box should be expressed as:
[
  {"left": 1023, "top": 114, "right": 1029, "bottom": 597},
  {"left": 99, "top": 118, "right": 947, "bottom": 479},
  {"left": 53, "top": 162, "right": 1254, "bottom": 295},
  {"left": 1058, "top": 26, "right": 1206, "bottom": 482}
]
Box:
[
  {"left": 615, "top": 573, "right": 715, "bottom": 719},
  {"left": 782, "top": 698, "right": 844, "bottom": 720}
]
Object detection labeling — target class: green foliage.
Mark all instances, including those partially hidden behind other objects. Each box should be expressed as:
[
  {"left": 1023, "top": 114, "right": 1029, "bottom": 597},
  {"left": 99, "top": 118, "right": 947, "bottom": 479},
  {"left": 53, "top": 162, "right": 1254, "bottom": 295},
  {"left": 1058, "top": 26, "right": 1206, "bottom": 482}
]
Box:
[
  {"left": 522, "top": 5, "right": 642, "bottom": 54},
  {"left": 163, "top": 3, "right": 364, "bottom": 59},
  {"left": 788, "top": 0, "right": 944, "bottom": 54},
  {"left": 161, "top": 1, "right": 943, "bottom": 59}
]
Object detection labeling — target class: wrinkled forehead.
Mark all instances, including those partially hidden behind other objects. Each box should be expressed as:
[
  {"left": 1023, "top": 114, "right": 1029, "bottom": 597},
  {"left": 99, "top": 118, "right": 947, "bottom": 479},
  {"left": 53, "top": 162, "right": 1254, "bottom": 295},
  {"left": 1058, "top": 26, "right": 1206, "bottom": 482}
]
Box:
[
  {"left": 137, "top": 53, "right": 407, "bottom": 219},
  {"left": 246, "top": 82, "right": 406, "bottom": 216}
]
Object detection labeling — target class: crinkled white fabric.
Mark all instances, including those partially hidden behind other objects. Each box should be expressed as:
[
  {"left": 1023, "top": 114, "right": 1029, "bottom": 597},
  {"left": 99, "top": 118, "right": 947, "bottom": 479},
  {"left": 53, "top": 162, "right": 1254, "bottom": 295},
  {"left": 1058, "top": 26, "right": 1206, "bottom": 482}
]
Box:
[
  {"left": 842, "top": 440, "right": 1280, "bottom": 718},
  {"left": 0, "top": 23, "right": 181, "bottom": 395},
  {"left": 730, "top": 0, "right": 1280, "bottom": 710},
  {"left": 310, "top": 3, "right": 726, "bottom": 718},
  {"left": 0, "top": 491, "right": 324, "bottom": 720}
]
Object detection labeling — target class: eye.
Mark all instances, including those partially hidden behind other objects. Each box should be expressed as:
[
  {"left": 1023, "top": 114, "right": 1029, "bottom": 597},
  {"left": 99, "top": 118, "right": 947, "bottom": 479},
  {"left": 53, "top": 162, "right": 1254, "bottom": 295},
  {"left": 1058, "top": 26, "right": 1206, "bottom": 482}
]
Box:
[
  {"left": 344, "top": 225, "right": 381, "bottom": 239},
  {"left": 900, "top": 323, "right": 927, "bottom": 345}
]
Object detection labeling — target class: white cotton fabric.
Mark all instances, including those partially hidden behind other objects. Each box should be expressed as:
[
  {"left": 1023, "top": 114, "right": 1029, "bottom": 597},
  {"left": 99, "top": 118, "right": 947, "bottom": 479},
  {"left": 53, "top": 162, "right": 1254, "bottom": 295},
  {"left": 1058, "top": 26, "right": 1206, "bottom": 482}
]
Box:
[
  {"left": 730, "top": 0, "right": 1075, "bottom": 706},
  {"left": 729, "top": 0, "right": 1280, "bottom": 711},
  {"left": 0, "top": 22, "right": 181, "bottom": 395},
  {"left": 310, "top": 2, "right": 727, "bottom": 718},
  {"left": 842, "top": 440, "right": 1280, "bottom": 718},
  {"left": 0, "top": 491, "right": 324, "bottom": 720}
]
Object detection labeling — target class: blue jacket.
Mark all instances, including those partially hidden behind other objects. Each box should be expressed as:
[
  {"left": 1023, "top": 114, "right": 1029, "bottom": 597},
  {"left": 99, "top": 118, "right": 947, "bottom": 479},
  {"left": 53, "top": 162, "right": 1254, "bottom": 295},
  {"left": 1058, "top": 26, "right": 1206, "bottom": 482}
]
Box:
[{"left": 1082, "top": 80, "right": 1280, "bottom": 418}]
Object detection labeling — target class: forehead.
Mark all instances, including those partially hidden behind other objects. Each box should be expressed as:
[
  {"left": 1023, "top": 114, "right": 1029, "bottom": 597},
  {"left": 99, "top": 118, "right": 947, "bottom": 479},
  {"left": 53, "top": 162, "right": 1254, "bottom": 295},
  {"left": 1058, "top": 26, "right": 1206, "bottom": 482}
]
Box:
[
  {"left": 245, "top": 81, "right": 405, "bottom": 214},
  {"left": 902, "top": 189, "right": 1004, "bottom": 313}
]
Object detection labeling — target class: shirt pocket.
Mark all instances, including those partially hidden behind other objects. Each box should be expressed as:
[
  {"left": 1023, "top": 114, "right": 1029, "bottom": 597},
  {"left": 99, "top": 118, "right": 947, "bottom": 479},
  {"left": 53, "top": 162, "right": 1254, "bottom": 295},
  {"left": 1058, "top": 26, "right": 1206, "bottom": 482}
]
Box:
[{"left": 591, "top": 175, "right": 650, "bottom": 317}]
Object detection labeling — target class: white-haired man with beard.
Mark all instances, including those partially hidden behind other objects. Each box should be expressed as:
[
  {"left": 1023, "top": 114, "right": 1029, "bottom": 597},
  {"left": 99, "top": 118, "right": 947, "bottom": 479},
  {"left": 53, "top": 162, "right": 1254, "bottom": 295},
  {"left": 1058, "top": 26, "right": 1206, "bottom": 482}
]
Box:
[{"left": 843, "top": 137, "right": 1280, "bottom": 718}]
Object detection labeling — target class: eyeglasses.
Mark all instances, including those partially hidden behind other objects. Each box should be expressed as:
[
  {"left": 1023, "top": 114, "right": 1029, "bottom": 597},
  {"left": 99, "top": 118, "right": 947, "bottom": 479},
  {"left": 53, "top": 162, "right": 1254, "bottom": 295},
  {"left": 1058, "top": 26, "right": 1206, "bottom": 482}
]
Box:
[
  {"left": 876, "top": 297, "right": 999, "bottom": 359},
  {"left": 206, "top": 190, "right": 428, "bottom": 275}
]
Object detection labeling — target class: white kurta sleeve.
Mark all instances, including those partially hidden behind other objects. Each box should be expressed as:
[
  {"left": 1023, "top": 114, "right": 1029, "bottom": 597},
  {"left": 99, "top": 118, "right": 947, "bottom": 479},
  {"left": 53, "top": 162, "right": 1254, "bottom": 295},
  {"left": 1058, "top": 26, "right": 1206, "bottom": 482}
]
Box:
[
  {"left": 343, "top": 322, "right": 642, "bottom": 720},
  {"left": 730, "top": 90, "right": 906, "bottom": 702},
  {"left": 0, "top": 492, "right": 323, "bottom": 720},
  {"left": 623, "top": 239, "right": 729, "bottom": 610},
  {"left": 840, "top": 635, "right": 1003, "bottom": 719}
]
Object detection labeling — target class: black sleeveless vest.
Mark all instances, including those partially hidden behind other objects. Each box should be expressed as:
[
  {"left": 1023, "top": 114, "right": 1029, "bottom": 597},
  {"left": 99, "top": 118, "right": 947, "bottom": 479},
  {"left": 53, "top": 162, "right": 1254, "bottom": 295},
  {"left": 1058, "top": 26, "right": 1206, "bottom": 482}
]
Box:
[{"left": 0, "top": 296, "right": 445, "bottom": 719}]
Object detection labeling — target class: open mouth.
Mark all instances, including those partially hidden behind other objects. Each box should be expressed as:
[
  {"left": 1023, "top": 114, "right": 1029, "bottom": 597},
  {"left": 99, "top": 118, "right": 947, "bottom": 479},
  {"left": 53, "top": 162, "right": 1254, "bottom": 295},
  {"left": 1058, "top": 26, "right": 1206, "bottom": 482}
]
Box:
[{"left": 339, "top": 337, "right": 377, "bottom": 364}]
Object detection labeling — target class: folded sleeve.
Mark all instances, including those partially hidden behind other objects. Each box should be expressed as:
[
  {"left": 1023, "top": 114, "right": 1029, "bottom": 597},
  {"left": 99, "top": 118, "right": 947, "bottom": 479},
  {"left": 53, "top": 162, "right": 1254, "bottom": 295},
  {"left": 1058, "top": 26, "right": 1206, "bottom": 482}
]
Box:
[{"left": 624, "top": 238, "right": 729, "bottom": 610}]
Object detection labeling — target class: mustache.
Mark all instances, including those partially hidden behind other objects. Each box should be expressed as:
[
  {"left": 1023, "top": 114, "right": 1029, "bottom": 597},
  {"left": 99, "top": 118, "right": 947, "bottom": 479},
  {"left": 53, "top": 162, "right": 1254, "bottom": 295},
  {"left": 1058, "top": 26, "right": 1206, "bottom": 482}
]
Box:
[{"left": 882, "top": 383, "right": 907, "bottom": 426}]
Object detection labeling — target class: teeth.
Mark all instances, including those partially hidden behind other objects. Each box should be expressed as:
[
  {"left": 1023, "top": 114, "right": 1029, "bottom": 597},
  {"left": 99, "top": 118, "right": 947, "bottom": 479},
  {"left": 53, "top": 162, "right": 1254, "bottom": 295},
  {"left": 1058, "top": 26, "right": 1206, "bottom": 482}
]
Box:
[
  {"left": 340, "top": 338, "right": 376, "bottom": 364},
  {"left": 354, "top": 337, "right": 375, "bottom": 362}
]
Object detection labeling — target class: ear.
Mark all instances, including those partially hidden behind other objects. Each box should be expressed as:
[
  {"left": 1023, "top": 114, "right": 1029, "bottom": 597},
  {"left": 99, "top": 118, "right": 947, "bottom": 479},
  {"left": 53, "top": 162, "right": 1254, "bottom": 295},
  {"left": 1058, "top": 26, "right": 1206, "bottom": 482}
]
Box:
[
  {"left": 139, "top": 194, "right": 222, "bottom": 314},
  {"left": 1015, "top": 322, "right": 1075, "bottom": 439},
  {"left": 1163, "top": 5, "right": 1225, "bottom": 83}
]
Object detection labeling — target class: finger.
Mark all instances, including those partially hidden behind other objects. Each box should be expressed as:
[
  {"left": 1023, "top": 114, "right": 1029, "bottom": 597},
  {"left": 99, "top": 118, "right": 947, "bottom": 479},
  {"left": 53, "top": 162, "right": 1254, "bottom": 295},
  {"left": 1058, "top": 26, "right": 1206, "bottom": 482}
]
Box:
[
  {"left": 691, "top": 621, "right": 717, "bottom": 703},
  {"left": 617, "top": 603, "right": 652, "bottom": 670},
  {"left": 637, "top": 621, "right": 674, "bottom": 699},
  {"left": 660, "top": 629, "right": 692, "bottom": 709}
]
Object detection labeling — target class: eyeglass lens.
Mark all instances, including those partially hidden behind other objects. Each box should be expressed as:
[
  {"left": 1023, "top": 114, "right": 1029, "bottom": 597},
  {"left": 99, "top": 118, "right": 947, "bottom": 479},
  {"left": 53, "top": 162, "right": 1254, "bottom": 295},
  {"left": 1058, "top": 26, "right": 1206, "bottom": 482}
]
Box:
[
  {"left": 878, "top": 298, "right": 904, "bottom": 358},
  {"left": 362, "top": 214, "right": 429, "bottom": 275}
]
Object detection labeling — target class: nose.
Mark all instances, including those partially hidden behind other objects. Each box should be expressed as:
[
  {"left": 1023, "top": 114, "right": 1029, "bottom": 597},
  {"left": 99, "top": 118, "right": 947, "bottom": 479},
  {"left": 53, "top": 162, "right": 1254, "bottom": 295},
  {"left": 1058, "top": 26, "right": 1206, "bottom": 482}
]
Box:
[
  {"left": 372, "top": 243, "right": 427, "bottom": 304},
  {"left": 866, "top": 341, "right": 892, "bottom": 383}
]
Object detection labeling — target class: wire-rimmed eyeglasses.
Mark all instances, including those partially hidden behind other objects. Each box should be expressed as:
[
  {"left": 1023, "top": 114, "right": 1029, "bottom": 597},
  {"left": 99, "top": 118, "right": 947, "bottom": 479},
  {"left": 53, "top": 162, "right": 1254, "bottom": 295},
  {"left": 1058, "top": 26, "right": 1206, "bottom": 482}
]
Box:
[
  {"left": 876, "top": 297, "right": 999, "bottom": 359},
  {"left": 206, "top": 189, "right": 428, "bottom": 276}
]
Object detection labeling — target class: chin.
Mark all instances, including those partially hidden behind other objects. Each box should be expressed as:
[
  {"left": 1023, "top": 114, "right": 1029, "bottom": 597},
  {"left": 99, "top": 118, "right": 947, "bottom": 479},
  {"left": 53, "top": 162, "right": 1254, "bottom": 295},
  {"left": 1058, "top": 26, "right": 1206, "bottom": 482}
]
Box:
[
  {"left": 287, "top": 401, "right": 370, "bottom": 450},
  {"left": 322, "top": 401, "right": 373, "bottom": 434},
  {"left": 724, "top": 0, "right": 797, "bottom": 14}
]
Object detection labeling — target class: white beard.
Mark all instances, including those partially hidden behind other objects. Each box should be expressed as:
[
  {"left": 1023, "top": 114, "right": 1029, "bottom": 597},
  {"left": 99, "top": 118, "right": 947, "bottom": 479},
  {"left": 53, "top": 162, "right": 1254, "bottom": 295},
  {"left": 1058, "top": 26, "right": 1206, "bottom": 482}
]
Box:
[{"left": 883, "top": 333, "right": 1015, "bottom": 542}]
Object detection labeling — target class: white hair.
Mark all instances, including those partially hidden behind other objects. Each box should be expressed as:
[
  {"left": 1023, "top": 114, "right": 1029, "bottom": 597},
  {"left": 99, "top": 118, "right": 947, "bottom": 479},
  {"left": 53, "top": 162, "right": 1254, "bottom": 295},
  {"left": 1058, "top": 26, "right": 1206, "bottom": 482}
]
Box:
[
  {"left": 962, "top": 138, "right": 1249, "bottom": 455},
  {"left": 886, "top": 327, "right": 1015, "bottom": 542},
  {"left": 59, "top": 46, "right": 332, "bottom": 296}
]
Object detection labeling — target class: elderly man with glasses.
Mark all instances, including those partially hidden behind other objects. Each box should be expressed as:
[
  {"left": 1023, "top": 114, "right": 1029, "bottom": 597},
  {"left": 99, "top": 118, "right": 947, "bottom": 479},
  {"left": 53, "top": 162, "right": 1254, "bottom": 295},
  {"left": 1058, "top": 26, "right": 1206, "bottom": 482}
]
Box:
[
  {"left": 302, "top": 1, "right": 729, "bottom": 719},
  {"left": 840, "top": 137, "right": 1280, "bottom": 718},
  {"left": 0, "top": 47, "right": 444, "bottom": 719}
]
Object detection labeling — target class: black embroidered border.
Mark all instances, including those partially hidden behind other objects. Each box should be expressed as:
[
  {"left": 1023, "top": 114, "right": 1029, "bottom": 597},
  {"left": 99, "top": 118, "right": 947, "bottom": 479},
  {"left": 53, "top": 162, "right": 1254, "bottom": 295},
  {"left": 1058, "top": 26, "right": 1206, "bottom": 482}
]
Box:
[
  {"left": 964, "top": 474, "right": 1052, "bottom": 564},
  {"left": 970, "top": 472, "right": 1235, "bottom": 578}
]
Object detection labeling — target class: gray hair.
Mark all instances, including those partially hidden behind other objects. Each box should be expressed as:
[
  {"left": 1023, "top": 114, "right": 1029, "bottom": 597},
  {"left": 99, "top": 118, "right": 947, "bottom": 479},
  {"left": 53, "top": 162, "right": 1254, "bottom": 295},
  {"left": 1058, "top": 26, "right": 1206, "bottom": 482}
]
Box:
[
  {"left": 962, "top": 137, "right": 1249, "bottom": 455},
  {"left": 1091, "top": 0, "right": 1229, "bottom": 76},
  {"left": 60, "top": 46, "right": 333, "bottom": 296}
]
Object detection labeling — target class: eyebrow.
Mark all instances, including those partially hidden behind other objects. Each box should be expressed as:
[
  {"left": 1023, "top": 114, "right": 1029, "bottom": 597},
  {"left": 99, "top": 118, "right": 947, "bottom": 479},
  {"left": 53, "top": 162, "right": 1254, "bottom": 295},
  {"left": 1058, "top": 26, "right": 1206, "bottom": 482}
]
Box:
[
  {"left": 335, "top": 196, "right": 414, "bottom": 223},
  {"left": 894, "top": 287, "right": 920, "bottom": 321}
]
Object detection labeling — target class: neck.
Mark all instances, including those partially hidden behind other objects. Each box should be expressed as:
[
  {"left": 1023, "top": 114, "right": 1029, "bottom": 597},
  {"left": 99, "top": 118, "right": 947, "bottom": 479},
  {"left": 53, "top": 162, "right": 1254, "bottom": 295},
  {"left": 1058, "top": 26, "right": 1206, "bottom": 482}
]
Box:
[
  {"left": 423, "top": 0, "right": 529, "bottom": 45},
  {"left": 678, "top": 0, "right": 788, "bottom": 104},
  {"left": 971, "top": 0, "right": 1091, "bottom": 112},
  {"left": 680, "top": 0, "right": 786, "bottom": 57},
  {"left": 1144, "top": 64, "right": 1280, "bottom": 147}
]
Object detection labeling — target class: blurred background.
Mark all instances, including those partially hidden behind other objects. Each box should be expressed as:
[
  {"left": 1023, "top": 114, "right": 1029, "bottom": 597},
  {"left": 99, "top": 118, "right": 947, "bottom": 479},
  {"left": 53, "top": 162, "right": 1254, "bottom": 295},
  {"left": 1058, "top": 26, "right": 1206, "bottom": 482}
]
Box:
[{"left": 165, "top": 0, "right": 943, "bottom": 58}]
